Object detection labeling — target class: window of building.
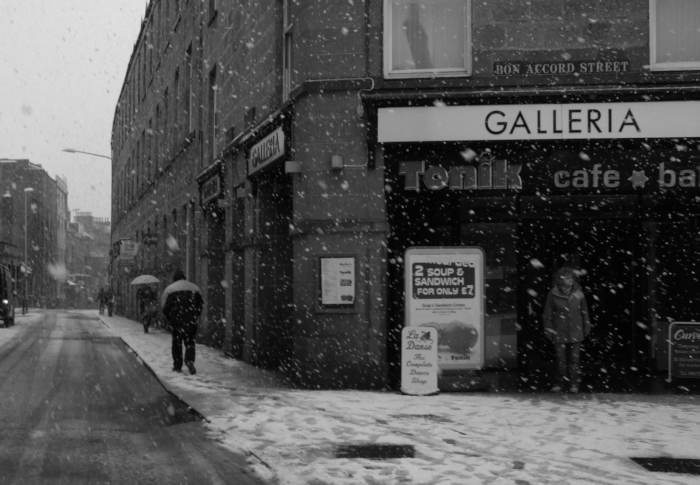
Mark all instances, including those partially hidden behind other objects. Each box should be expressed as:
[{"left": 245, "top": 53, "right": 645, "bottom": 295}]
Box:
[
  {"left": 650, "top": 0, "right": 700, "bottom": 70},
  {"left": 186, "top": 43, "right": 193, "bottom": 133},
  {"left": 173, "top": 67, "right": 180, "bottom": 148},
  {"left": 283, "top": 0, "right": 293, "bottom": 101},
  {"left": 208, "top": 64, "right": 218, "bottom": 163},
  {"left": 155, "top": 104, "right": 161, "bottom": 173},
  {"left": 383, "top": 0, "right": 471, "bottom": 78},
  {"left": 163, "top": 88, "right": 169, "bottom": 160},
  {"left": 209, "top": 0, "right": 218, "bottom": 24}
]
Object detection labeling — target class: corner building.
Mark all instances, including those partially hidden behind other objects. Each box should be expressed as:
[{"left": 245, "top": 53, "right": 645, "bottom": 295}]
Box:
[{"left": 113, "top": 0, "right": 700, "bottom": 391}]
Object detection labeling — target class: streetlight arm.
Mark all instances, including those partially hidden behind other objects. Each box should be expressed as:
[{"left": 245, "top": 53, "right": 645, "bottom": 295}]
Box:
[{"left": 62, "top": 149, "right": 112, "bottom": 160}]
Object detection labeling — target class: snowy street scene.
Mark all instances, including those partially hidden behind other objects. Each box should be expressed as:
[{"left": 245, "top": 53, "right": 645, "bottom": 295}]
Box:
[{"left": 4, "top": 0, "right": 700, "bottom": 483}]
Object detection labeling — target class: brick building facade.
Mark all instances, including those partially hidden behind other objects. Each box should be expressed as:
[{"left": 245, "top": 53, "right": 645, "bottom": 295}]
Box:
[
  {"left": 0, "top": 160, "right": 67, "bottom": 305},
  {"left": 112, "top": 0, "right": 700, "bottom": 391}
]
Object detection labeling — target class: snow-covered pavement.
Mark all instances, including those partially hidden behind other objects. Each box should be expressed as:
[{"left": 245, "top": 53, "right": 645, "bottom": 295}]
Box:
[{"left": 71, "top": 310, "right": 700, "bottom": 484}]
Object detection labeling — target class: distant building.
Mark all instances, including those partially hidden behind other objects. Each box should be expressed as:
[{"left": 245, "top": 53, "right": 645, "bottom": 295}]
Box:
[
  {"left": 0, "top": 159, "right": 65, "bottom": 305},
  {"left": 67, "top": 212, "right": 111, "bottom": 306}
]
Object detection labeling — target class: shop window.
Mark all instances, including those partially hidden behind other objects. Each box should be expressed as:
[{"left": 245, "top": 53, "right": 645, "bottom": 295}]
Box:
[
  {"left": 461, "top": 222, "right": 517, "bottom": 369},
  {"left": 650, "top": 0, "right": 700, "bottom": 70},
  {"left": 384, "top": 0, "right": 471, "bottom": 78}
]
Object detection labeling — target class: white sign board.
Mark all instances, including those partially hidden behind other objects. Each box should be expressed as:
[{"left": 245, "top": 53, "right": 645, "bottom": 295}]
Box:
[
  {"left": 119, "top": 240, "right": 139, "bottom": 263},
  {"left": 405, "top": 247, "right": 485, "bottom": 370},
  {"left": 248, "top": 126, "right": 285, "bottom": 176},
  {"left": 320, "top": 257, "right": 355, "bottom": 305},
  {"left": 401, "top": 327, "right": 439, "bottom": 396},
  {"left": 378, "top": 101, "right": 700, "bottom": 143}
]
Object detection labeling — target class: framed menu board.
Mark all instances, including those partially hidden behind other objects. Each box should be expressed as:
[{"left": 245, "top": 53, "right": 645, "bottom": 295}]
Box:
[{"left": 315, "top": 255, "right": 358, "bottom": 313}]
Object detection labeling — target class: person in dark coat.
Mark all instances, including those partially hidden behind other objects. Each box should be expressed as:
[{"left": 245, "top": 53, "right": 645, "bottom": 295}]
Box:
[
  {"left": 161, "top": 270, "right": 203, "bottom": 375},
  {"left": 136, "top": 284, "right": 158, "bottom": 333},
  {"left": 543, "top": 267, "right": 591, "bottom": 393},
  {"left": 103, "top": 287, "right": 114, "bottom": 317},
  {"left": 97, "top": 288, "right": 105, "bottom": 315}
]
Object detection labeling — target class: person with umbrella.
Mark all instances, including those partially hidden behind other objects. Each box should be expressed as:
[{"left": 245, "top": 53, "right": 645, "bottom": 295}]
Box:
[
  {"left": 131, "top": 275, "right": 160, "bottom": 333},
  {"left": 161, "top": 269, "right": 203, "bottom": 375}
]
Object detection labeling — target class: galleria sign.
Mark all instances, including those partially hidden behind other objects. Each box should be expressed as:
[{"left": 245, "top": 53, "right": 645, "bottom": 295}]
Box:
[{"left": 378, "top": 101, "right": 700, "bottom": 142}]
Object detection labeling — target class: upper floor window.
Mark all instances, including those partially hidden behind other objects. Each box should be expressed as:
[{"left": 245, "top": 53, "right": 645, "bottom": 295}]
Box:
[
  {"left": 384, "top": 0, "right": 471, "bottom": 79},
  {"left": 651, "top": 0, "right": 700, "bottom": 71}
]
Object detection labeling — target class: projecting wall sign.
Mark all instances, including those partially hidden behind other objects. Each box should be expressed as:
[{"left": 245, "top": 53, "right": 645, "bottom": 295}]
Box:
[
  {"left": 378, "top": 101, "right": 700, "bottom": 143},
  {"left": 248, "top": 126, "right": 285, "bottom": 176}
]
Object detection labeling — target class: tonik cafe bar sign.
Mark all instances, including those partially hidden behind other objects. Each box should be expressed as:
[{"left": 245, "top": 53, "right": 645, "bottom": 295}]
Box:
[
  {"left": 248, "top": 126, "right": 285, "bottom": 176},
  {"left": 377, "top": 101, "right": 700, "bottom": 143}
]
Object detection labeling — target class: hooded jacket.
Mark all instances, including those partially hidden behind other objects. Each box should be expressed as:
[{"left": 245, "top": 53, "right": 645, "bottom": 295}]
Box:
[
  {"left": 161, "top": 279, "right": 203, "bottom": 329},
  {"left": 542, "top": 283, "right": 591, "bottom": 344}
]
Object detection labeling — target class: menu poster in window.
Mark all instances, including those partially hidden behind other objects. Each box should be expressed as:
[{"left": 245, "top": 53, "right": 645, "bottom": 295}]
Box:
[
  {"left": 405, "top": 247, "right": 485, "bottom": 371},
  {"left": 320, "top": 257, "right": 355, "bottom": 306}
]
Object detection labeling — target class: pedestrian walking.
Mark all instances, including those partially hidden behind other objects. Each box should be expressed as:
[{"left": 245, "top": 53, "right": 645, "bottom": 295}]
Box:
[
  {"left": 161, "top": 270, "right": 203, "bottom": 375},
  {"left": 97, "top": 287, "right": 105, "bottom": 315},
  {"left": 542, "top": 267, "right": 591, "bottom": 393},
  {"left": 137, "top": 284, "right": 158, "bottom": 333},
  {"left": 104, "top": 287, "right": 114, "bottom": 317}
]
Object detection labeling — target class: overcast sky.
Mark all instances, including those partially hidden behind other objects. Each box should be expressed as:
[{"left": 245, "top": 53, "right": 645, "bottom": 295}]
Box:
[{"left": 0, "top": 0, "right": 145, "bottom": 220}]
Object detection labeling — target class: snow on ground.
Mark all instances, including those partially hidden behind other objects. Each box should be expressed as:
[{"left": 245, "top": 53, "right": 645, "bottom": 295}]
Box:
[
  {"left": 71, "top": 310, "right": 700, "bottom": 484},
  {"left": 0, "top": 310, "right": 42, "bottom": 346}
]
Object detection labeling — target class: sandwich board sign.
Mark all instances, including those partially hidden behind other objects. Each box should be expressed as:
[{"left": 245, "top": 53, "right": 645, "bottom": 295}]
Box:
[{"left": 669, "top": 322, "right": 700, "bottom": 380}]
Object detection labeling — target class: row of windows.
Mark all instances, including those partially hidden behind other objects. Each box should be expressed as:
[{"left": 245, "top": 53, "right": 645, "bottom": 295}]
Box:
[
  {"left": 385, "top": 0, "right": 700, "bottom": 78},
  {"left": 113, "top": 0, "right": 700, "bottom": 218}
]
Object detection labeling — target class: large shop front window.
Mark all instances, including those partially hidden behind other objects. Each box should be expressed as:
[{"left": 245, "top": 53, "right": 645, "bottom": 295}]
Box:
[
  {"left": 650, "top": 0, "right": 700, "bottom": 70},
  {"left": 384, "top": 0, "right": 471, "bottom": 78}
]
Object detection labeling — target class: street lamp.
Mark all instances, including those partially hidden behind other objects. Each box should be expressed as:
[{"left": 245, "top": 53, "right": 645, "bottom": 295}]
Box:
[
  {"left": 23, "top": 187, "right": 34, "bottom": 303},
  {"left": 62, "top": 148, "right": 112, "bottom": 160}
]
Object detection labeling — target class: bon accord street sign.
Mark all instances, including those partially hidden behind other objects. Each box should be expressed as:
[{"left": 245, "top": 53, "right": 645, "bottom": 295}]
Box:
[{"left": 378, "top": 101, "right": 700, "bottom": 143}]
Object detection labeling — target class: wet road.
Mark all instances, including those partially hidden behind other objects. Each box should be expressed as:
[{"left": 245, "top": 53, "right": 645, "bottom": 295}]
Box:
[{"left": 0, "top": 311, "right": 263, "bottom": 484}]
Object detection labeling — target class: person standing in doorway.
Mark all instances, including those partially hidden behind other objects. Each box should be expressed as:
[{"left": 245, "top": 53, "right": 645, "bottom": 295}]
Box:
[
  {"left": 161, "top": 270, "right": 203, "bottom": 375},
  {"left": 543, "top": 267, "right": 591, "bottom": 393}
]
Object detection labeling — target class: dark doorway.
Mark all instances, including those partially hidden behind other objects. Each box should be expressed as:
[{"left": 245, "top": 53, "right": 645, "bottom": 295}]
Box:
[
  {"left": 206, "top": 208, "right": 226, "bottom": 349},
  {"left": 518, "top": 219, "right": 641, "bottom": 392},
  {"left": 253, "top": 166, "right": 294, "bottom": 370}
]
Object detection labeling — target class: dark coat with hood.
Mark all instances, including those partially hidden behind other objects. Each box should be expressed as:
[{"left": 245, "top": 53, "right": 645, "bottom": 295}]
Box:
[
  {"left": 543, "top": 283, "right": 591, "bottom": 344},
  {"left": 161, "top": 279, "right": 203, "bottom": 329}
]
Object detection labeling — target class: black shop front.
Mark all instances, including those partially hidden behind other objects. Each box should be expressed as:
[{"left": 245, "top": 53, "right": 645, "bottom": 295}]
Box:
[{"left": 379, "top": 99, "right": 700, "bottom": 392}]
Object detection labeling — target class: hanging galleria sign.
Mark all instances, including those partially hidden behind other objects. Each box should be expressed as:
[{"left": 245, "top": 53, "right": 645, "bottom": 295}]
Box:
[
  {"left": 248, "top": 127, "right": 285, "bottom": 176},
  {"left": 378, "top": 101, "right": 700, "bottom": 142}
]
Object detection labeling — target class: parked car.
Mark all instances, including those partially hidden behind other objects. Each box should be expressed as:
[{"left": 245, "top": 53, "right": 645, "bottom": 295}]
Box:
[{"left": 0, "top": 265, "right": 16, "bottom": 327}]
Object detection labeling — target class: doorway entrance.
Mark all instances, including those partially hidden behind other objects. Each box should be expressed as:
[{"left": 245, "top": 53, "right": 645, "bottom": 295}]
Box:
[{"left": 518, "top": 218, "right": 643, "bottom": 392}]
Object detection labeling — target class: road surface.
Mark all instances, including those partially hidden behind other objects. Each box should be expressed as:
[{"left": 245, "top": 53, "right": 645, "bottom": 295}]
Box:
[{"left": 0, "top": 310, "right": 263, "bottom": 484}]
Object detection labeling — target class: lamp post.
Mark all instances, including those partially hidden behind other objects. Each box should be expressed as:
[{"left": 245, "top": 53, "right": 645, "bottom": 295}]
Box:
[
  {"left": 23, "top": 187, "right": 34, "bottom": 304},
  {"left": 62, "top": 148, "right": 112, "bottom": 160}
]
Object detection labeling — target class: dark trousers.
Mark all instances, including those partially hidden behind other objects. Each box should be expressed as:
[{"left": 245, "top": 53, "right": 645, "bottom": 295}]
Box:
[
  {"left": 172, "top": 325, "right": 197, "bottom": 370},
  {"left": 554, "top": 342, "right": 582, "bottom": 387}
]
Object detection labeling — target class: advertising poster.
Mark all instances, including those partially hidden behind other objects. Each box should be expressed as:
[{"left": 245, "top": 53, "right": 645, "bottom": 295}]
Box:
[
  {"left": 405, "top": 247, "right": 485, "bottom": 370},
  {"left": 401, "top": 327, "right": 439, "bottom": 395},
  {"left": 320, "top": 257, "right": 355, "bottom": 305},
  {"left": 119, "top": 240, "right": 139, "bottom": 265},
  {"left": 669, "top": 322, "right": 700, "bottom": 380}
]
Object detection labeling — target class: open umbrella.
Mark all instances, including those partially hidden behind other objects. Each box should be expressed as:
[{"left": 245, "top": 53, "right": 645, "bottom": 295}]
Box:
[{"left": 130, "top": 275, "right": 160, "bottom": 286}]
